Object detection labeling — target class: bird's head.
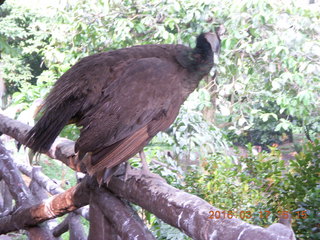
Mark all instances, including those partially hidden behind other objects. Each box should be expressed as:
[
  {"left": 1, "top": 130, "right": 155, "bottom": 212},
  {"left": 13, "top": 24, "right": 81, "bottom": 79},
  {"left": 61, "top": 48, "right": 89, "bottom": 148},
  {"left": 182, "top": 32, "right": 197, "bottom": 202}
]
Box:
[
  {"left": 195, "top": 31, "right": 221, "bottom": 58},
  {"left": 175, "top": 30, "right": 221, "bottom": 72}
]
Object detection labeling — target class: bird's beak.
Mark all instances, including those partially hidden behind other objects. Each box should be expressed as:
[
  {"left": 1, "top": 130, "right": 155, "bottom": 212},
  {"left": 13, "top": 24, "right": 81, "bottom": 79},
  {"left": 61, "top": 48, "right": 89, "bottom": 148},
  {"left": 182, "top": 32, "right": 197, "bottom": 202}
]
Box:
[{"left": 204, "top": 32, "right": 221, "bottom": 55}]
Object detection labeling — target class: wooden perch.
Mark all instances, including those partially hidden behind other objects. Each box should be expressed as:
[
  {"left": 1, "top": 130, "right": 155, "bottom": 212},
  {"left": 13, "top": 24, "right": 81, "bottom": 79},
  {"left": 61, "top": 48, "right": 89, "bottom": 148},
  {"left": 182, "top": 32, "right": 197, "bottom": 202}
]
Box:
[
  {"left": 52, "top": 214, "right": 70, "bottom": 237},
  {"left": 0, "top": 180, "right": 12, "bottom": 217},
  {"left": 17, "top": 162, "right": 89, "bottom": 220},
  {"left": 90, "top": 187, "right": 156, "bottom": 240},
  {"left": 53, "top": 212, "right": 86, "bottom": 240},
  {"left": 0, "top": 139, "right": 33, "bottom": 207},
  {"left": 108, "top": 172, "right": 291, "bottom": 240},
  {"left": 88, "top": 196, "right": 121, "bottom": 240},
  {"left": 0, "top": 113, "right": 294, "bottom": 239},
  {"left": 29, "top": 168, "right": 62, "bottom": 240},
  {"left": 0, "top": 139, "right": 60, "bottom": 239},
  {"left": 0, "top": 170, "right": 90, "bottom": 234}
]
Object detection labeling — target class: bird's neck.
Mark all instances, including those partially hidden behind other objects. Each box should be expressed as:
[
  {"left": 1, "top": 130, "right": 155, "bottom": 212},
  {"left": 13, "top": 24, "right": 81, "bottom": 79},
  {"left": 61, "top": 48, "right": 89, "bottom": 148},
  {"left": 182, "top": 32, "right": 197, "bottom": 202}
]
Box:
[
  {"left": 193, "top": 38, "right": 214, "bottom": 64},
  {"left": 176, "top": 47, "right": 213, "bottom": 93},
  {"left": 175, "top": 35, "right": 215, "bottom": 94},
  {"left": 177, "top": 47, "right": 213, "bottom": 69}
]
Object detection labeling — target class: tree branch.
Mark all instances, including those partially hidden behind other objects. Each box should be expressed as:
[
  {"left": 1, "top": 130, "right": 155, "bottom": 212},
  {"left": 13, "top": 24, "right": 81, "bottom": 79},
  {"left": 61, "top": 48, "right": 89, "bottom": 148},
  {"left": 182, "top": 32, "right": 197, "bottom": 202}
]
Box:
[
  {"left": 0, "top": 139, "right": 59, "bottom": 239},
  {"left": 0, "top": 174, "right": 90, "bottom": 234},
  {"left": 88, "top": 196, "right": 120, "bottom": 240},
  {"left": 107, "top": 171, "right": 289, "bottom": 240},
  {"left": 52, "top": 212, "right": 88, "bottom": 240},
  {"left": 0, "top": 139, "right": 32, "bottom": 207},
  {"left": 17, "top": 162, "right": 89, "bottom": 220},
  {"left": 91, "top": 186, "right": 156, "bottom": 239},
  {"left": 0, "top": 113, "right": 294, "bottom": 239}
]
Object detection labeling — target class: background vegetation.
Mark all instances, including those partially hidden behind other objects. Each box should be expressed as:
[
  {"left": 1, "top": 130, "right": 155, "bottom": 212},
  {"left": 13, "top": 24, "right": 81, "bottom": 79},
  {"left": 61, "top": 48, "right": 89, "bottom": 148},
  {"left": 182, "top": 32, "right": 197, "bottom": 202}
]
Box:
[{"left": 0, "top": 0, "right": 319, "bottom": 239}]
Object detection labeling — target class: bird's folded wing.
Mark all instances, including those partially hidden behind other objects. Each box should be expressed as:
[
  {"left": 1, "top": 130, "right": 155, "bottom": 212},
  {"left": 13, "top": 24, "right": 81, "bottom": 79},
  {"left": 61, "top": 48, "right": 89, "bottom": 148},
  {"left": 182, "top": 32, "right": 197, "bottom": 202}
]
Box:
[
  {"left": 83, "top": 105, "right": 179, "bottom": 176},
  {"left": 85, "top": 125, "right": 150, "bottom": 175}
]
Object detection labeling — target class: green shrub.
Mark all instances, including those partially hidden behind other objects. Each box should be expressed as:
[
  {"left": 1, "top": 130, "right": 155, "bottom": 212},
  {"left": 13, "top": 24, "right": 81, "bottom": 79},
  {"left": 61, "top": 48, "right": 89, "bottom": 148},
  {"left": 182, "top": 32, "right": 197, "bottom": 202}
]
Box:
[{"left": 183, "top": 140, "right": 319, "bottom": 239}]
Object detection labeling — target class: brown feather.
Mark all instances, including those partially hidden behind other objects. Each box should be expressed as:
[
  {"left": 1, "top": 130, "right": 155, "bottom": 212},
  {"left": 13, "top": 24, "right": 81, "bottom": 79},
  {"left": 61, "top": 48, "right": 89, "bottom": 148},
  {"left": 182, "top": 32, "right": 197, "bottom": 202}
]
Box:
[{"left": 86, "top": 125, "right": 150, "bottom": 175}]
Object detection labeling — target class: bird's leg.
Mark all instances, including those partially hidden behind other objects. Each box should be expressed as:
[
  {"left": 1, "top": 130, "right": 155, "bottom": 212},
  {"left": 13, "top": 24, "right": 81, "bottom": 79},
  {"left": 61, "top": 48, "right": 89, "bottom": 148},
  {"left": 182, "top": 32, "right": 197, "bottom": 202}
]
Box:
[
  {"left": 139, "top": 150, "right": 150, "bottom": 173},
  {"left": 138, "top": 150, "right": 163, "bottom": 180},
  {"left": 124, "top": 161, "right": 139, "bottom": 181},
  {"left": 124, "top": 150, "right": 163, "bottom": 181}
]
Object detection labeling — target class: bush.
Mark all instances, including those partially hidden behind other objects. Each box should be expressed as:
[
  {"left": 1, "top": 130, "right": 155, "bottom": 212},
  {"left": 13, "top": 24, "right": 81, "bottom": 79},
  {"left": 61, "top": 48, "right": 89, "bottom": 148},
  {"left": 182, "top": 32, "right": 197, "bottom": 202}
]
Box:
[{"left": 183, "top": 140, "right": 319, "bottom": 239}]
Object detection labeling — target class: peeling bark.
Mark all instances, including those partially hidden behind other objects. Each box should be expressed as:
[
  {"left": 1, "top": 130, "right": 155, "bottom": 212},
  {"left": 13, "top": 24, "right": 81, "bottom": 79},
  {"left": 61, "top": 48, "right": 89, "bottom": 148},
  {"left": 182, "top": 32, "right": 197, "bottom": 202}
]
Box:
[
  {"left": 29, "top": 168, "right": 61, "bottom": 240},
  {"left": 17, "top": 162, "right": 89, "bottom": 220},
  {"left": 0, "top": 175, "right": 90, "bottom": 234}
]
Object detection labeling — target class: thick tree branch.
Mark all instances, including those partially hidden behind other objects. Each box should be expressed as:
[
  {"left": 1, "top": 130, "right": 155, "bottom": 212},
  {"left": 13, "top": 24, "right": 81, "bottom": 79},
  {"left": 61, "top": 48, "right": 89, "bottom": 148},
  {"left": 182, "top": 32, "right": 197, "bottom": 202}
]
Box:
[
  {"left": 0, "top": 175, "right": 90, "bottom": 234},
  {"left": 52, "top": 212, "right": 87, "bottom": 240},
  {"left": 68, "top": 212, "right": 87, "bottom": 240},
  {"left": 0, "top": 180, "right": 13, "bottom": 217},
  {"left": 0, "top": 139, "right": 32, "bottom": 207},
  {"left": 17, "top": 162, "right": 89, "bottom": 220},
  {"left": 52, "top": 214, "right": 70, "bottom": 237},
  {"left": 0, "top": 114, "right": 294, "bottom": 239},
  {"left": 29, "top": 168, "right": 62, "bottom": 240},
  {"left": 0, "top": 140, "right": 59, "bottom": 239},
  {"left": 107, "top": 171, "right": 289, "bottom": 240},
  {"left": 91, "top": 187, "right": 156, "bottom": 240},
  {"left": 88, "top": 197, "right": 120, "bottom": 240}
]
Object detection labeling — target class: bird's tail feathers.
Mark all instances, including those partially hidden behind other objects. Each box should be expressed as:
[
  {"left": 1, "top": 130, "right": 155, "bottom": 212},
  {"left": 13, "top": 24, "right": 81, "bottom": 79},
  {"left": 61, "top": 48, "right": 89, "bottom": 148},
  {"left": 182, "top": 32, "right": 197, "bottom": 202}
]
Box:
[{"left": 26, "top": 100, "right": 80, "bottom": 153}]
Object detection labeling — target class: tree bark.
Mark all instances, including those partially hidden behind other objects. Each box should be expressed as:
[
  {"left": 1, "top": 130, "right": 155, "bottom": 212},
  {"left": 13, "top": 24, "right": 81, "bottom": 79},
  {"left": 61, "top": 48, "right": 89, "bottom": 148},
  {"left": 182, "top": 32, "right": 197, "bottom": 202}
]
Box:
[
  {"left": 91, "top": 186, "right": 156, "bottom": 240},
  {"left": 0, "top": 175, "right": 90, "bottom": 234},
  {"left": 0, "top": 139, "right": 58, "bottom": 239},
  {"left": 0, "top": 139, "right": 32, "bottom": 207},
  {"left": 88, "top": 195, "right": 121, "bottom": 240},
  {"left": 52, "top": 214, "right": 70, "bottom": 237},
  {"left": 68, "top": 212, "right": 87, "bottom": 240},
  {"left": 107, "top": 170, "right": 288, "bottom": 240},
  {"left": 17, "top": 162, "right": 89, "bottom": 219},
  {"left": 0, "top": 114, "right": 294, "bottom": 239},
  {"left": 0, "top": 180, "right": 12, "bottom": 216},
  {"left": 29, "top": 167, "right": 62, "bottom": 240}
]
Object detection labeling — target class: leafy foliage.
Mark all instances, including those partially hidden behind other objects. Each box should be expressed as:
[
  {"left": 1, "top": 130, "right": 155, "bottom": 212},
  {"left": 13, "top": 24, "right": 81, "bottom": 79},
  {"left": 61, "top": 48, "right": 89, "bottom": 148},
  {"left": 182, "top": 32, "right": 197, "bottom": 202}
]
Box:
[
  {"left": 183, "top": 141, "right": 319, "bottom": 239},
  {"left": 214, "top": 0, "right": 320, "bottom": 145},
  {"left": 0, "top": 3, "right": 49, "bottom": 95}
]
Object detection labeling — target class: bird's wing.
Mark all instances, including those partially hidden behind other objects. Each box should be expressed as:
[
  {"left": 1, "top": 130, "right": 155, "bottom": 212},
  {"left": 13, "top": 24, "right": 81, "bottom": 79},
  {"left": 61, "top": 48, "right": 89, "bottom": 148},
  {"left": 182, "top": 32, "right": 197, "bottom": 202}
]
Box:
[{"left": 75, "top": 57, "right": 184, "bottom": 174}]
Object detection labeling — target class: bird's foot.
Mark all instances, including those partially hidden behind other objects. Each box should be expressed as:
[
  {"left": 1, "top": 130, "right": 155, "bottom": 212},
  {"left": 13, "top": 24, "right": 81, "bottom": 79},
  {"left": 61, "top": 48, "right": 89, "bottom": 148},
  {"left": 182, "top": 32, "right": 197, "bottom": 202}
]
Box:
[
  {"left": 124, "top": 163, "right": 141, "bottom": 181},
  {"left": 124, "top": 151, "right": 164, "bottom": 182}
]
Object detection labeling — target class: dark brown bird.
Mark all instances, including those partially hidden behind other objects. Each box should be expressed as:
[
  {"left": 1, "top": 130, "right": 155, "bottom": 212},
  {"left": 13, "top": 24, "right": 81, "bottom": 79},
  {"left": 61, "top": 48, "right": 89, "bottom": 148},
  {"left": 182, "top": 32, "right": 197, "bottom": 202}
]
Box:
[{"left": 26, "top": 32, "right": 220, "bottom": 181}]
